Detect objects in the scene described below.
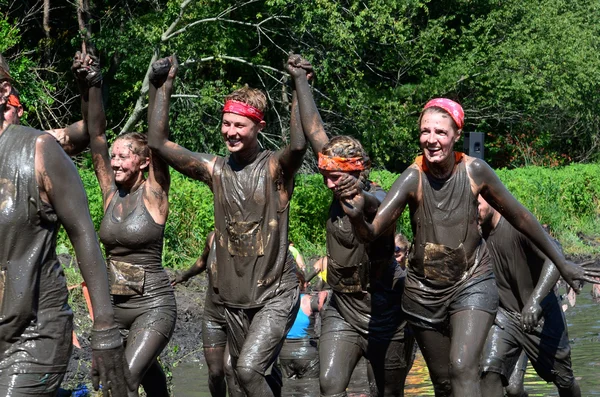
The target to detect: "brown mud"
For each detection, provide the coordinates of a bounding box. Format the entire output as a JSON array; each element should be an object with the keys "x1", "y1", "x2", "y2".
[{"x1": 62, "y1": 264, "x2": 207, "y2": 395}]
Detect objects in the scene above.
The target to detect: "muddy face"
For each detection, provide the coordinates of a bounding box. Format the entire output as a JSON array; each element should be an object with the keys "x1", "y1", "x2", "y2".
[
  {"x1": 110, "y1": 139, "x2": 149, "y2": 186},
  {"x1": 419, "y1": 111, "x2": 460, "y2": 166},
  {"x1": 221, "y1": 113, "x2": 263, "y2": 155}
]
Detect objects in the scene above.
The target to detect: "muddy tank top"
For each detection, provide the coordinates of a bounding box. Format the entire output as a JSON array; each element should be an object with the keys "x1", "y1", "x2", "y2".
[
  {"x1": 326, "y1": 182, "x2": 405, "y2": 338},
  {"x1": 98, "y1": 184, "x2": 165, "y2": 273},
  {"x1": 0, "y1": 125, "x2": 71, "y2": 372},
  {"x1": 212, "y1": 151, "x2": 297, "y2": 308},
  {"x1": 405, "y1": 154, "x2": 490, "y2": 304},
  {"x1": 206, "y1": 232, "x2": 223, "y2": 306}
]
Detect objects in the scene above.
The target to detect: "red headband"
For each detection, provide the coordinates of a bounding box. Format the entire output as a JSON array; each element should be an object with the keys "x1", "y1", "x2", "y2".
[
  {"x1": 7, "y1": 94, "x2": 20, "y2": 108},
  {"x1": 222, "y1": 100, "x2": 264, "y2": 123},
  {"x1": 423, "y1": 98, "x2": 464, "y2": 129},
  {"x1": 318, "y1": 152, "x2": 366, "y2": 172}
]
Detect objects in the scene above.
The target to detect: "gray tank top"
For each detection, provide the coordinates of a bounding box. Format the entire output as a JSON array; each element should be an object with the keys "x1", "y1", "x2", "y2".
[
  {"x1": 0, "y1": 125, "x2": 71, "y2": 371},
  {"x1": 98, "y1": 184, "x2": 165, "y2": 272}
]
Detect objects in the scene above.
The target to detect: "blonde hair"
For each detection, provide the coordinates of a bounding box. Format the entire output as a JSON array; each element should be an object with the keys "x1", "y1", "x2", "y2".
[
  {"x1": 321, "y1": 135, "x2": 371, "y2": 181},
  {"x1": 225, "y1": 85, "x2": 267, "y2": 113}
]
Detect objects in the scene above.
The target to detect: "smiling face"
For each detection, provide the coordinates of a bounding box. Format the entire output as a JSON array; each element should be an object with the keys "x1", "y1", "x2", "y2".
[
  {"x1": 221, "y1": 112, "x2": 264, "y2": 155},
  {"x1": 110, "y1": 138, "x2": 149, "y2": 186},
  {"x1": 419, "y1": 109, "x2": 461, "y2": 165}
]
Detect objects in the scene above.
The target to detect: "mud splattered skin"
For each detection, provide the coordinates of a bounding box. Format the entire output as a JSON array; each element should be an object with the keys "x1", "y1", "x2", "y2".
[{"x1": 0, "y1": 125, "x2": 73, "y2": 393}]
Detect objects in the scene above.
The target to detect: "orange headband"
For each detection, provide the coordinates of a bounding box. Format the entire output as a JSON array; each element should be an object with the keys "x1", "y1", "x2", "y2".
[
  {"x1": 318, "y1": 152, "x2": 366, "y2": 172},
  {"x1": 222, "y1": 100, "x2": 264, "y2": 123},
  {"x1": 7, "y1": 94, "x2": 20, "y2": 108}
]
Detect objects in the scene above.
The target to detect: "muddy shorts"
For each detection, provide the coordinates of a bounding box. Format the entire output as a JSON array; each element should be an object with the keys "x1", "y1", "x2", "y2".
[
  {"x1": 0, "y1": 372, "x2": 65, "y2": 396},
  {"x1": 320, "y1": 303, "x2": 415, "y2": 371},
  {"x1": 113, "y1": 270, "x2": 177, "y2": 341},
  {"x1": 482, "y1": 296, "x2": 575, "y2": 389},
  {"x1": 225, "y1": 285, "x2": 300, "y2": 375},
  {"x1": 402, "y1": 270, "x2": 498, "y2": 335},
  {"x1": 202, "y1": 288, "x2": 227, "y2": 348},
  {"x1": 279, "y1": 338, "x2": 319, "y2": 379}
]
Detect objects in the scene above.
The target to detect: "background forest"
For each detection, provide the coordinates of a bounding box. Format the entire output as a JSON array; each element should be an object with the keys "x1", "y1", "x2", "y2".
[{"x1": 3, "y1": 0, "x2": 600, "y2": 171}]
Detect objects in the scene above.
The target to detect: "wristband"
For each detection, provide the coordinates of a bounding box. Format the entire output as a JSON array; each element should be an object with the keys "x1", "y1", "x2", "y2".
[{"x1": 90, "y1": 325, "x2": 122, "y2": 350}]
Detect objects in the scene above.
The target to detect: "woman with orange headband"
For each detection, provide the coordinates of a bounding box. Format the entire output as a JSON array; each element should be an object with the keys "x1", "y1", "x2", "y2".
[
  {"x1": 340, "y1": 98, "x2": 600, "y2": 396},
  {"x1": 295, "y1": 58, "x2": 415, "y2": 397}
]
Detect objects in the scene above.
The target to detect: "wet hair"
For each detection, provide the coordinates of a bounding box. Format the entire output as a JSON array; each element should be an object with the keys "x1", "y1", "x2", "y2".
[
  {"x1": 114, "y1": 132, "x2": 150, "y2": 162},
  {"x1": 321, "y1": 135, "x2": 371, "y2": 181},
  {"x1": 225, "y1": 85, "x2": 267, "y2": 113},
  {"x1": 418, "y1": 106, "x2": 459, "y2": 132}
]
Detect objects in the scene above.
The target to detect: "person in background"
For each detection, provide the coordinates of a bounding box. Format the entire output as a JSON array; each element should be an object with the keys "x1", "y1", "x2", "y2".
[
  {"x1": 289, "y1": 242, "x2": 306, "y2": 272},
  {"x1": 279, "y1": 271, "x2": 328, "y2": 380}
]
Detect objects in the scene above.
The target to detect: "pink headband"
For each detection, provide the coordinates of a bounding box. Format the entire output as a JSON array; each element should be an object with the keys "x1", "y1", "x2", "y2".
[
  {"x1": 222, "y1": 100, "x2": 264, "y2": 123},
  {"x1": 423, "y1": 98, "x2": 464, "y2": 129}
]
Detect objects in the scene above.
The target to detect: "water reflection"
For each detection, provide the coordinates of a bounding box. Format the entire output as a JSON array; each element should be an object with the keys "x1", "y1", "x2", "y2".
[{"x1": 173, "y1": 285, "x2": 600, "y2": 396}]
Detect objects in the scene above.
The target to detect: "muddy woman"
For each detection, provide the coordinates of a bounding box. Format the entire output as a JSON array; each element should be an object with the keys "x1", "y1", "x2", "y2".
[
  {"x1": 292, "y1": 56, "x2": 415, "y2": 397},
  {"x1": 84, "y1": 53, "x2": 177, "y2": 396},
  {"x1": 340, "y1": 98, "x2": 600, "y2": 396},
  {"x1": 478, "y1": 196, "x2": 582, "y2": 397},
  {"x1": 148, "y1": 55, "x2": 307, "y2": 397},
  {"x1": 0, "y1": 55, "x2": 130, "y2": 396}
]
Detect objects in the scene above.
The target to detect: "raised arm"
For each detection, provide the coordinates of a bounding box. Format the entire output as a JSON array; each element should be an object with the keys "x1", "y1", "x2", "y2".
[
  {"x1": 47, "y1": 52, "x2": 98, "y2": 156},
  {"x1": 146, "y1": 57, "x2": 216, "y2": 188},
  {"x1": 288, "y1": 55, "x2": 328, "y2": 157},
  {"x1": 343, "y1": 166, "x2": 420, "y2": 242},
  {"x1": 141, "y1": 56, "x2": 175, "y2": 224},
  {"x1": 171, "y1": 231, "x2": 214, "y2": 286},
  {"x1": 80, "y1": 54, "x2": 116, "y2": 208},
  {"x1": 275, "y1": 54, "x2": 309, "y2": 181},
  {"x1": 35, "y1": 134, "x2": 130, "y2": 395},
  {"x1": 470, "y1": 158, "x2": 600, "y2": 289}
]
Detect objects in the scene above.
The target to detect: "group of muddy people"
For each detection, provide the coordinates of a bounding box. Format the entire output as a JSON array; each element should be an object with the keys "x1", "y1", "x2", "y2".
[{"x1": 0, "y1": 49, "x2": 599, "y2": 397}]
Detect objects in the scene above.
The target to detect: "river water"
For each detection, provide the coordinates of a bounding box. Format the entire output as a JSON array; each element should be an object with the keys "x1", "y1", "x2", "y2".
[{"x1": 173, "y1": 284, "x2": 600, "y2": 396}]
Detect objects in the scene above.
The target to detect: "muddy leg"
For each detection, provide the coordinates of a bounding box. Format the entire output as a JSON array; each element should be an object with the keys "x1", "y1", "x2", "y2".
[
  {"x1": 224, "y1": 343, "x2": 246, "y2": 397},
  {"x1": 505, "y1": 351, "x2": 528, "y2": 397},
  {"x1": 319, "y1": 335, "x2": 362, "y2": 396},
  {"x1": 204, "y1": 346, "x2": 226, "y2": 397},
  {"x1": 480, "y1": 371, "x2": 504, "y2": 397},
  {"x1": 413, "y1": 328, "x2": 452, "y2": 397},
  {"x1": 448, "y1": 309, "x2": 494, "y2": 397},
  {"x1": 126, "y1": 328, "x2": 170, "y2": 397}
]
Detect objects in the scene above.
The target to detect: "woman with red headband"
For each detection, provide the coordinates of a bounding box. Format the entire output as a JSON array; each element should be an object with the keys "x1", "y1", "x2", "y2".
[
  {"x1": 340, "y1": 98, "x2": 600, "y2": 396},
  {"x1": 148, "y1": 54, "x2": 308, "y2": 397},
  {"x1": 295, "y1": 59, "x2": 415, "y2": 397}
]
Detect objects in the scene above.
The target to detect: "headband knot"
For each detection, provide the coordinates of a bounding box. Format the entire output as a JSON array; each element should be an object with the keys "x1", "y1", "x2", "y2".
[
  {"x1": 423, "y1": 98, "x2": 464, "y2": 129},
  {"x1": 7, "y1": 94, "x2": 20, "y2": 108},
  {"x1": 222, "y1": 100, "x2": 264, "y2": 123}
]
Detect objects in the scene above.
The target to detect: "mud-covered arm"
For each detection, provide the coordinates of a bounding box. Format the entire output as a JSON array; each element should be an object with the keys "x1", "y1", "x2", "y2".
[
  {"x1": 291, "y1": 56, "x2": 327, "y2": 157},
  {"x1": 471, "y1": 158, "x2": 600, "y2": 289},
  {"x1": 344, "y1": 166, "x2": 420, "y2": 242},
  {"x1": 87, "y1": 78, "x2": 115, "y2": 207},
  {"x1": 35, "y1": 134, "x2": 115, "y2": 329},
  {"x1": 172, "y1": 232, "x2": 213, "y2": 286},
  {"x1": 276, "y1": 73, "x2": 307, "y2": 181},
  {"x1": 521, "y1": 254, "x2": 560, "y2": 331}
]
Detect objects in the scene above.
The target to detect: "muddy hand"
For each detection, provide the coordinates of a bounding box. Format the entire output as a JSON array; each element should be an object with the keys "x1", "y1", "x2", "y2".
[
  {"x1": 290, "y1": 54, "x2": 314, "y2": 81},
  {"x1": 336, "y1": 174, "x2": 361, "y2": 199},
  {"x1": 560, "y1": 259, "x2": 600, "y2": 292},
  {"x1": 521, "y1": 300, "x2": 542, "y2": 333},
  {"x1": 171, "y1": 272, "x2": 185, "y2": 287},
  {"x1": 91, "y1": 326, "x2": 132, "y2": 397},
  {"x1": 340, "y1": 192, "x2": 365, "y2": 219},
  {"x1": 149, "y1": 55, "x2": 173, "y2": 86}
]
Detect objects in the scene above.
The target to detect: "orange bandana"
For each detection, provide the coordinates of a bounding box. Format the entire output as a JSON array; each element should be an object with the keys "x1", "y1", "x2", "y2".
[
  {"x1": 318, "y1": 152, "x2": 366, "y2": 172},
  {"x1": 7, "y1": 94, "x2": 20, "y2": 108},
  {"x1": 415, "y1": 152, "x2": 464, "y2": 173}
]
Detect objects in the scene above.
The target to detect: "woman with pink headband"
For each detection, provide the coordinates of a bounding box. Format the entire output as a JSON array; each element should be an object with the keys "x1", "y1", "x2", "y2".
[{"x1": 340, "y1": 98, "x2": 600, "y2": 396}]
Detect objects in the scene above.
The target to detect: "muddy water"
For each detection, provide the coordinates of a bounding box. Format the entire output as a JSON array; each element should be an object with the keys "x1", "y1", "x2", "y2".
[{"x1": 173, "y1": 285, "x2": 600, "y2": 396}]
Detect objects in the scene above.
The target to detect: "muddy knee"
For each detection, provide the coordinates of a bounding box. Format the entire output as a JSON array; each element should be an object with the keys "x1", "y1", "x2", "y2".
[
  {"x1": 235, "y1": 365, "x2": 263, "y2": 386},
  {"x1": 320, "y1": 372, "x2": 349, "y2": 395},
  {"x1": 448, "y1": 357, "x2": 479, "y2": 382}
]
